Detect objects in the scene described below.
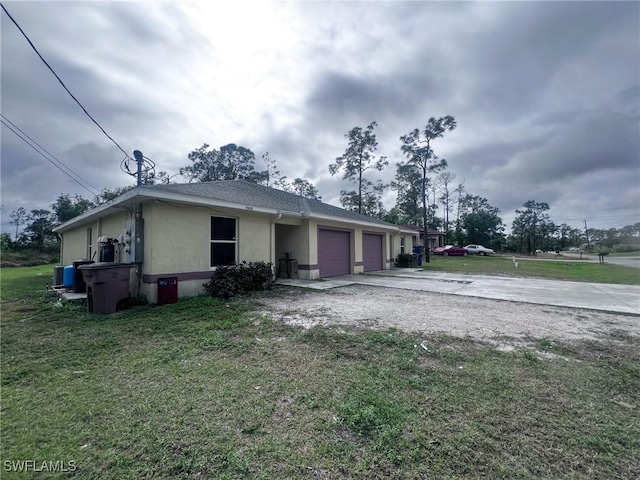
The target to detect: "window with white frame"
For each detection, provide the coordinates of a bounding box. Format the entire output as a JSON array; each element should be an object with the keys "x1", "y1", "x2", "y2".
[
  {"x1": 210, "y1": 216, "x2": 237, "y2": 267},
  {"x1": 400, "y1": 236, "x2": 406, "y2": 254}
]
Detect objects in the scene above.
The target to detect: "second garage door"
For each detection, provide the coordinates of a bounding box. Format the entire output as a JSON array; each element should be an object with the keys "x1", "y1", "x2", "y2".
[
  {"x1": 318, "y1": 229, "x2": 351, "y2": 277},
  {"x1": 363, "y1": 233, "x2": 383, "y2": 272}
]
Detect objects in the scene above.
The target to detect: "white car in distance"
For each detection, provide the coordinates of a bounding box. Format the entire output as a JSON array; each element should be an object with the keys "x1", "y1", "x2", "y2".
[{"x1": 465, "y1": 244, "x2": 495, "y2": 256}]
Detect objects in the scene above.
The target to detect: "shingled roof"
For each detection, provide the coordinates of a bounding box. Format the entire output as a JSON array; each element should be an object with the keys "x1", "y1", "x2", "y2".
[
  {"x1": 54, "y1": 180, "x2": 408, "y2": 232},
  {"x1": 152, "y1": 180, "x2": 393, "y2": 226}
]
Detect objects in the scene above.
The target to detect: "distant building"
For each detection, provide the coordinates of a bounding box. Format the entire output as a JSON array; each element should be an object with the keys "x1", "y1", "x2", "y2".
[{"x1": 401, "y1": 225, "x2": 445, "y2": 251}]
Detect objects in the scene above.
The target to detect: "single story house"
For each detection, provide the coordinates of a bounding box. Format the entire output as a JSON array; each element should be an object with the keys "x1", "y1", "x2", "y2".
[
  {"x1": 400, "y1": 225, "x2": 446, "y2": 251},
  {"x1": 53, "y1": 180, "x2": 416, "y2": 303}
]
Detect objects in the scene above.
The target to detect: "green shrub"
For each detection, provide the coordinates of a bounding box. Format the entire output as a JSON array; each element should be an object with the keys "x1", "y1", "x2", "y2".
[
  {"x1": 203, "y1": 261, "x2": 275, "y2": 299},
  {"x1": 395, "y1": 253, "x2": 416, "y2": 268}
]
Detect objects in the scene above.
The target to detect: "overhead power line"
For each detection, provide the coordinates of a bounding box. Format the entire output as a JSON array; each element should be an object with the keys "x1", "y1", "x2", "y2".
[
  {"x1": 1, "y1": 113, "x2": 100, "y2": 193},
  {"x1": 1, "y1": 2, "x2": 132, "y2": 161},
  {"x1": 554, "y1": 214, "x2": 639, "y2": 222},
  {"x1": 1, "y1": 117, "x2": 100, "y2": 196}
]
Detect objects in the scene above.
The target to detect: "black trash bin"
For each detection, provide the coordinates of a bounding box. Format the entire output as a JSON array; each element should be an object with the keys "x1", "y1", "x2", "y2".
[{"x1": 73, "y1": 260, "x2": 94, "y2": 293}]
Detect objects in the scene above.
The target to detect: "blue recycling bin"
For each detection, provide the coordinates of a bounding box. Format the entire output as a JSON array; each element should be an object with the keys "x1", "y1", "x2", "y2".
[{"x1": 413, "y1": 246, "x2": 423, "y2": 266}]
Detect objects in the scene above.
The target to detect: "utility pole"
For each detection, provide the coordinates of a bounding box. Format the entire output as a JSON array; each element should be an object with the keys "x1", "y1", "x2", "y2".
[
  {"x1": 532, "y1": 212, "x2": 537, "y2": 255},
  {"x1": 584, "y1": 219, "x2": 591, "y2": 252}
]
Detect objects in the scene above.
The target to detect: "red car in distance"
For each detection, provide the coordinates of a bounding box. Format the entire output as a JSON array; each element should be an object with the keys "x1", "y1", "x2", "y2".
[{"x1": 433, "y1": 245, "x2": 468, "y2": 256}]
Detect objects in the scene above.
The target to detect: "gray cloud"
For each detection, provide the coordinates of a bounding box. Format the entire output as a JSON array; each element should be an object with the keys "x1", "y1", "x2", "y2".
[{"x1": 1, "y1": 1, "x2": 638, "y2": 235}]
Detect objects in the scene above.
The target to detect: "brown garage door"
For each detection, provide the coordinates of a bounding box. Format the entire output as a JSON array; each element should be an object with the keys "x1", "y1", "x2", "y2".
[
  {"x1": 318, "y1": 229, "x2": 351, "y2": 277},
  {"x1": 363, "y1": 233, "x2": 383, "y2": 272}
]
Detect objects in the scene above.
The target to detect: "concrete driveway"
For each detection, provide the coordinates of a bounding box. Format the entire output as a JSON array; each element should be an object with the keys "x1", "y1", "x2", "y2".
[{"x1": 278, "y1": 269, "x2": 640, "y2": 315}]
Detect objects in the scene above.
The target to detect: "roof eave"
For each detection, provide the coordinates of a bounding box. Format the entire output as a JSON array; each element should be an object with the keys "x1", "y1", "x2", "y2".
[
  {"x1": 306, "y1": 211, "x2": 414, "y2": 233},
  {"x1": 53, "y1": 187, "x2": 294, "y2": 232},
  {"x1": 53, "y1": 187, "x2": 142, "y2": 232},
  {"x1": 53, "y1": 185, "x2": 416, "y2": 235},
  {"x1": 140, "y1": 188, "x2": 288, "y2": 216}
]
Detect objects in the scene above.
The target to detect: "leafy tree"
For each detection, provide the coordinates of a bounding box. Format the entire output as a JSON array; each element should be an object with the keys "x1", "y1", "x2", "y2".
[
  {"x1": 142, "y1": 170, "x2": 173, "y2": 185},
  {"x1": 437, "y1": 171, "x2": 456, "y2": 243},
  {"x1": 262, "y1": 152, "x2": 287, "y2": 188},
  {"x1": 400, "y1": 116, "x2": 456, "y2": 261},
  {"x1": 244, "y1": 170, "x2": 270, "y2": 185},
  {"x1": 451, "y1": 181, "x2": 466, "y2": 245},
  {"x1": 382, "y1": 207, "x2": 402, "y2": 225},
  {"x1": 330, "y1": 122, "x2": 388, "y2": 214},
  {"x1": 339, "y1": 180, "x2": 386, "y2": 218},
  {"x1": 51, "y1": 194, "x2": 94, "y2": 224},
  {"x1": 288, "y1": 178, "x2": 321, "y2": 200},
  {"x1": 259, "y1": 152, "x2": 320, "y2": 199},
  {"x1": 9, "y1": 207, "x2": 27, "y2": 241},
  {"x1": 180, "y1": 143, "x2": 266, "y2": 183},
  {"x1": 427, "y1": 181, "x2": 444, "y2": 230},
  {"x1": 458, "y1": 194, "x2": 505, "y2": 250},
  {"x1": 94, "y1": 186, "x2": 135, "y2": 205},
  {"x1": 23, "y1": 209, "x2": 56, "y2": 249},
  {"x1": 391, "y1": 163, "x2": 423, "y2": 225},
  {"x1": 0, "y1": 232, "x2": 10, "y2": 252},
  {"x1": 511, "y1": 200, "x2": 550, "y2": 255},
  {"x1": 556, "y1": 223, "x2": 572, "y2": 250},
  {"x1": 538, "y1": 220, "x2": 558, "y2": 252},
  {"x1": 620, "y1": 224, "x2": 637, "y2": 238}
]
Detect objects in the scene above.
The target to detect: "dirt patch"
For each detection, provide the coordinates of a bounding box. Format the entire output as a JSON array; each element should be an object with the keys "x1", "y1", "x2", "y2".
[{"x1": 259, "y1": 284, "x2": 639, "y2": 343}]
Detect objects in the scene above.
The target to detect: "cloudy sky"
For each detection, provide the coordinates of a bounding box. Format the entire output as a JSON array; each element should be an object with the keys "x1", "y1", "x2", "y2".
[{"x1": 1, "y1": 0, "x2": 639, "y2": 236}]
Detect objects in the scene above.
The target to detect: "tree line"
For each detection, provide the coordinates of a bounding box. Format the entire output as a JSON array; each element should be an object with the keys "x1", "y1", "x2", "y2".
[{"x1": 4, "y1": 115, "x2": 639, "y2": 257}]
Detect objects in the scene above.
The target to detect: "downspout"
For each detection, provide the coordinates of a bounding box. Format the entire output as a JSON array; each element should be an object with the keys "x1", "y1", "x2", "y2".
[
  {"x1": 59, "y1": 234, "x2": 64, "y2": 266},
  {"x1": 135, "y1": 202, "x2": 143, "y2": 297}
]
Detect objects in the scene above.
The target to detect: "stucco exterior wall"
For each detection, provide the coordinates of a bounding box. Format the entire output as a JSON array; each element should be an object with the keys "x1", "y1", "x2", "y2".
[
  {"x1": 60, "y1": 225, "x2": 93, "y2": 265},
  {"x1": 139, "y1": 201, "x2": 274, "y2": 303},
  {"x1": 275, "y1": 223, "x2": 308, "y2": 264},
  {"x1": 387, "y1": 233, "x2": 417, "y2": 267},
  {"x1": 59, "y1": 199, "x2": 412, "y2": 302},
  {"x1": 97, "y1": 211, "x2": 129, "y2": 262},
  {"x1": 142, "y1": 201, "x2": 273, "y2": 274},
  {"x1": 60, "y1": 211, "x2": 131, "y2": 265},
  {"x1": 390, "y1": 234, "x2": 402, "y2": 259},
  {"x1": 353, "y1": 229, "x2": 363, "y2": 274},
  {"x1": 142, "y1": 201, "x2": 208, "y2": 275},
  {"x1": 238, "y1": 215, "x2": 272, "y2": 262}
]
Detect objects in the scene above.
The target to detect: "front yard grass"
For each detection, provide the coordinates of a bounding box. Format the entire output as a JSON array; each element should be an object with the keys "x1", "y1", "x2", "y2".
[
  {"x1": 422, "y1": 254, "x2": 640, "y2": 285},
  {"x1": 1, "y1": 265, "x2": 639, "y2": 479}
]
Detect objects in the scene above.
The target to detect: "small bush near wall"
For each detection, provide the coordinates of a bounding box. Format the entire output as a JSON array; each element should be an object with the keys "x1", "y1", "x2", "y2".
[
  {"x1": 204, "y1": 261, "x2": 275, "y2": 299},
  {"x1": 395, "y1": 253, "x2": 417, "y2": 268}
]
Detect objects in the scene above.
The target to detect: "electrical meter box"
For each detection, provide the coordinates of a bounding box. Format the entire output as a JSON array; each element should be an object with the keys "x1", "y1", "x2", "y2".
[{"x1": 124, "y1": 218, "x2": 144, "y2": 263}]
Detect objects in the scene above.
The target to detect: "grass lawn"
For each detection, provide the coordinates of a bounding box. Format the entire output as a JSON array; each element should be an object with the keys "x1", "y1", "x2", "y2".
[
  {"x1": 1, "y1": 265, "x2": 639, "y2": 479},
  {"x1": 422, "y1": 255, "x2": 640, "y2": 285}
]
